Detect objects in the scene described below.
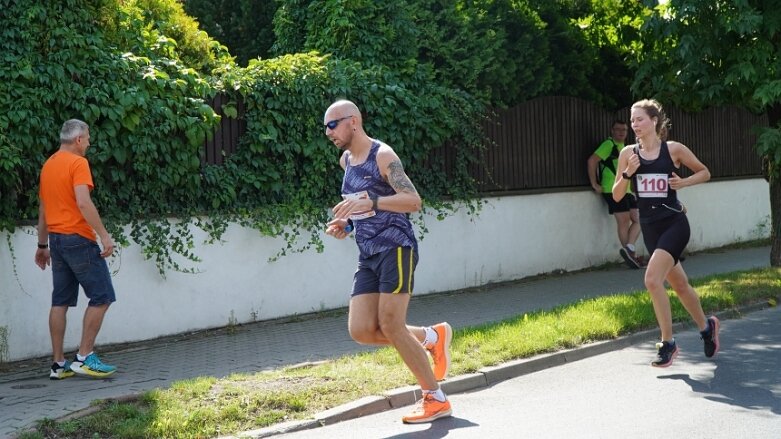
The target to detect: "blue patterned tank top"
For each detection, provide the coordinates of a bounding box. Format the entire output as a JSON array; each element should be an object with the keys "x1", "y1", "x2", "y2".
[{"x1": 342, "y1": 140, "x2": 418, "y2": 258}]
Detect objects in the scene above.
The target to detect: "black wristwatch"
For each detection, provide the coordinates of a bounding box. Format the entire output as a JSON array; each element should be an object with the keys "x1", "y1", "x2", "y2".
[
  {"x1": 622, "y1": 171, "x2": 634, "y2": 180},
  {"x1": 369, "y1": 194, "x2": 378, "y2": 211},
  {"x1": 37, "y1": 243, "x2": 48, "y2": 249}
]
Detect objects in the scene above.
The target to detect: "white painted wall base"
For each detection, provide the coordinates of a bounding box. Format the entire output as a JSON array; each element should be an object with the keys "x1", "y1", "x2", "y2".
[{"x1": 0, "y1": 178, "x2": 770, "y2": 361}]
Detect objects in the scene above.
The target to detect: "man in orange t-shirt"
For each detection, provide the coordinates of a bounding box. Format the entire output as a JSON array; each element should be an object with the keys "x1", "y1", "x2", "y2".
[{"x1": 35, "y1": 119, "x2": 118, "y2": 380}]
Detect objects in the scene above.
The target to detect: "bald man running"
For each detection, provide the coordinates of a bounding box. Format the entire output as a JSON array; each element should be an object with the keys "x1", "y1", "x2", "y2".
[{"x1": 324, "y1": 100, "x2": 452, "y2": 424}]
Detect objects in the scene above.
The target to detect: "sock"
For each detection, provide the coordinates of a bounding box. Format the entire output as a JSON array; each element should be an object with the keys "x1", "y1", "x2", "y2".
[
  {"x1": 700, "y1": 323, "x2": 712, "y2": 336},
  {"x1": 423, "y1": 387, "x2": 446, "y2": 402},
  {"x1": 56, "y1": 360, "x2": 66, "y2": 367},
  {"x1": 626, "y1": 243, "x2": 635, "y2": 252},
  {"x1": 76, "y1": 352, "x2": 92, "y2": 362},
  {"x1": 421, "y1": 326, "x2": 438, "y2": 348}
]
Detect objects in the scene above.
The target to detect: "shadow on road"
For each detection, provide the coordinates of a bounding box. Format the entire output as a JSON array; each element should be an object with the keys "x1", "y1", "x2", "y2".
[
  {"x1": 658, "y1": 319, "x2": 781, "y2": 415},
  {"x1": 381, "y1": 416, "x2": 480, "y2": 439}
]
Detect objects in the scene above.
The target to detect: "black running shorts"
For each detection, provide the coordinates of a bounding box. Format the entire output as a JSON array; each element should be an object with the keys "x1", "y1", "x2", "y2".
[
  {"x1": 351, "y1": 247, "x2": 418, "y2": 296},
  {"x1": 641, "y1": 213, "x2": 690, "y2": 264}
]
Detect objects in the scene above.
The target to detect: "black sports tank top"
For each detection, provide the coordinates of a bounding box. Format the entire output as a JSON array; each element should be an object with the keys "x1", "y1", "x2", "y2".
[{"x1": 631, "y1": 141, "x2": 684, "y2": 224}]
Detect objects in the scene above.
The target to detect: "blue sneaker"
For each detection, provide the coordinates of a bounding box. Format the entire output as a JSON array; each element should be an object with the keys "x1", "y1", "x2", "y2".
[
  {"x1": 70, "y1": 353, "x2": 117, "y2": 378},
  {"x1": 50, "y1": 361, "x2": 75, "y2": 380}
]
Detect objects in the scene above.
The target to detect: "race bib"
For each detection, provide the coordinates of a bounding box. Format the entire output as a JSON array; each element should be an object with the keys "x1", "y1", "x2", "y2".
[
  {"x1": 635, "y1": 173, "x2": 668, "y2": 198},
  {"x1": 342, "y1": 191, "x2": 377, "y2": 220}
]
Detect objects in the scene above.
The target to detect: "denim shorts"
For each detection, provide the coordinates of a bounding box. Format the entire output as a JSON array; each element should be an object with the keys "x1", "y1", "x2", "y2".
[
  {"x1": 351, "y1": 247, "x2": 418, "y2": 296},
  {"x1": 49, "y1": 233, "x2": 116, "y2": 307}
]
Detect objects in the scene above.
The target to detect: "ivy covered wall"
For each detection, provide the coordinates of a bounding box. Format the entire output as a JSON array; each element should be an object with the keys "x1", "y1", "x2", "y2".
[{"x1": 1, "y1": 0, "x2": 485, "y2": 274}]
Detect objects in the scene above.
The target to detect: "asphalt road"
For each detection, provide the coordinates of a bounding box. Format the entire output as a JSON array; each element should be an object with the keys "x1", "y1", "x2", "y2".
[{"x1": 277, "y1": 305, "x2": 781, "y2": 439}]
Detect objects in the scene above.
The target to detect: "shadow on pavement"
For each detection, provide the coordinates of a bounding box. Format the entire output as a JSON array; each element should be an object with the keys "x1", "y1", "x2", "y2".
[
  {"x1": 658, "y1": 318, "x2": 781, "y2": 415},
  {"x1": 380, "y1": 417, "x2": 480, "y2": 439}
]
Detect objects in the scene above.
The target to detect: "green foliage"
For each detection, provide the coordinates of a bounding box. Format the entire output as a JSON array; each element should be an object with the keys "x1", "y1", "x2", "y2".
[
  {"x1": 530, "y1": 1, "x2": 602, "y2": 104},
  {"x1": 416, "y1": 0, "x2": 552, "y2": 107},
  {"x1": 633, "y1": 0, "x2": 781, "y2": 265},
  {"x1": 102, "y1": 0, "x2": 234, "y2": 74},
  {"x1": 182, "y1": 0, "x2": 277, "y2": 66},
  {"x1": 633, "y1": 0, "x2": 780, "y2": 113},
  {"x1": 757, "y1": 125, "x2": 781, "y2": 180},
  {"x1": 207, "y1": 52, "x2": 487, "y2": 258},
  {"x1": 273, "y1": 0, "x2": 553, "y2": 106},
  {"x1": 1, "y1": 1, "x2": 486, "y2": 274},
  {"x1": 0, "y1": 0, "x2": 221, "y2": 274},
  {"x1": 0, "y1": 132, "x2": 23, "y2": 231},
  {"x1": 0, "y1": 0, "x2": 658, "y2": 275},
  {"x1": 273, "y1": 0, "x2": 420, "y2": 70},
  {"x1": 557, "y1": 0, "x2": 649, "y2": 109},
  {"x1": 272, "y1": 0, "x2": 643, "y2": 108}
]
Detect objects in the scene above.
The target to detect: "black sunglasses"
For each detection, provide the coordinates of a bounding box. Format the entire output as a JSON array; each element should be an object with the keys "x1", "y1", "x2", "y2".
[{"x1": 324, "y1": 115, "x2": 352, "y2": 130}]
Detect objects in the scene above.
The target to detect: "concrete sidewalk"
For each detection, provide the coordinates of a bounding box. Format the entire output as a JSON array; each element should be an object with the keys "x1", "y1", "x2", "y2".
[{"x1": 0, "y1": 245, "x2": 771, "y2": 437}]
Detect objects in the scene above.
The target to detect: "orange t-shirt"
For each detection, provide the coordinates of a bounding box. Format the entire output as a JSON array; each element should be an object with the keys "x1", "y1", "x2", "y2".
[{"x1": 39, "y1": 150, "x2": 97, "y2": 241}]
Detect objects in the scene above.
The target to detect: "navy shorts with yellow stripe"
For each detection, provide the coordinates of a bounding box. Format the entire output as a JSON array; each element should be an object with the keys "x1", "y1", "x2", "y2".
[{"x1": 352, "y1": 247, "x2": 418, "y2": 296}]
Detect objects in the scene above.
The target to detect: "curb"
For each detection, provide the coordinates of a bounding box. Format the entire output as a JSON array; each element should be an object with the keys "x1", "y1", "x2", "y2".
[{"x1": 221, "y1": 302, "x2": 773, "y2": 438}]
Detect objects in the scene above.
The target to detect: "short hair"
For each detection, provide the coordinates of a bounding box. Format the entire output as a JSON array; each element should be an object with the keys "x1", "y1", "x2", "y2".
[{"x1": 60, "y1": 119, "x2": 89, "y2": 144}]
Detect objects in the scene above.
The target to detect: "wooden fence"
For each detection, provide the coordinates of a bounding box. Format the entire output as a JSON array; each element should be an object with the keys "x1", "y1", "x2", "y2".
[
  {"x1": 471, "y1": 96, "x2": 766, "y2": 192},
  {"x1": 203, "y1": 94, "x2": 246, "y2": 165},
  {"x1": 204, "y1": 95, "x2": 767, "y2": 192}
]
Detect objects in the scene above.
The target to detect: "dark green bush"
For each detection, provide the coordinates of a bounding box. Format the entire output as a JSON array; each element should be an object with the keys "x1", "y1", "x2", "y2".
[
  {"x1": 204, "y1": 52, "x2": 487, "y2": 257},
  {"x1": 181, "y1": 0, "x2": 646, "y2": 110},
  {"x1": 182, "y1": 0, "x2": 277, "y2": 66},
  {"x1": 273, "y1": 0, "x2": 420, "y2": 70},
  {"x1": 551, "y1": 0, "x2": 647, "y2": 109},
  {"x1": 1, "y1": 0, "x2": 486, "y2": 274},
  {"x1": 273, "y1": 0, "x2": 555, "y2": 107},
  {"x1": 414, "y1": 0, "x2": 553, "y2": 107}
]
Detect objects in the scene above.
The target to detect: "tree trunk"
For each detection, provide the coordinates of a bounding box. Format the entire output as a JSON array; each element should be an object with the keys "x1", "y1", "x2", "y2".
[
  {"x1": 772, "y1": 178, "x2": 781, "y2": 266},
  {"x1": 767, "y1": 104, "x2": 781, "y2": 266}
]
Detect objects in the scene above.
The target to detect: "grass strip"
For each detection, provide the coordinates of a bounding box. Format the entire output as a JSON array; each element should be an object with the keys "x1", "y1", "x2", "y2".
[{"x1": 20, "y1": 267, "x2": 780, "y2": 439}]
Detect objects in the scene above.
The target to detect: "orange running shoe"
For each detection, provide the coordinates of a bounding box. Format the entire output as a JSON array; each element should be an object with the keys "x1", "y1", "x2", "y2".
[
  {"x1": 402, "y1": 393, "x2": 452, "y2": 424},
  {"x1": 427, "y1": 322, "x2": 452, "y2": 381}
]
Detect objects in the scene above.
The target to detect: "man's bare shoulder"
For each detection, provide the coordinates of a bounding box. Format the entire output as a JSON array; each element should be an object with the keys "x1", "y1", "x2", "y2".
[
  {"x1": 375, "y1": 141, "x2": 402, "y2": 164},
  {"x1": 375, "y1": 141, "x2": 397, "y2": 155}
]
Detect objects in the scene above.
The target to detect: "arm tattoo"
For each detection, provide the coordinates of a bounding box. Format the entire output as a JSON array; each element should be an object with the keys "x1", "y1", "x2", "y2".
[{"x1": 387, "y1": 159, "x2": 418, "y2": 194}]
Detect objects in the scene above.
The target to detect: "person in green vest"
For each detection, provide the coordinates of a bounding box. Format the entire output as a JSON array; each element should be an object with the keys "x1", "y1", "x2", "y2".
[{"x1": 587, "y1": 120, "x2": 644, "y2": 268}]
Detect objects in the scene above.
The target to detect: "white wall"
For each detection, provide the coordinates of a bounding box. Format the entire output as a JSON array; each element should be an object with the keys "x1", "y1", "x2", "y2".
[{"x1": 0, "y1": 178, "x2": 770, "y2": 361}]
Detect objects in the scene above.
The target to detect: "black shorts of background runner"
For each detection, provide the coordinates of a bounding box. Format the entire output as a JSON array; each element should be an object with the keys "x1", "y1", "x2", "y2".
[{"x1": 602, "y1": 193, "x2": 637, "y2": 214}]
